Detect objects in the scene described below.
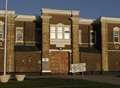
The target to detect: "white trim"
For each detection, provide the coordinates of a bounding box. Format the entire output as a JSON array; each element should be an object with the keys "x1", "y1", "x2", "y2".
[
  {"x1": 107, "y1": 42, "x2": 120, "y2": 44},
  {"x1": 101, "y1": 17, "x2": 120, "y2": 22},
  {"x1": 42, "y1": 70, "x2": 51, "y2": 72},
  {"x1": 89, "y1": 29, "x2": 96, "y2": 46},
  {"x1": 113, "y1": 26, "x2": 120, "y2": 43},
  {"x1": 108, "y1": 50, "x2": 120, "y2": 52},
  {"x1": 0, "y1": 21, "x2": 4, "y2": 25},
  {"x1": 49, "y1": 49, "x2": 72, "y2": 53},
  {"x1": 42, "y1": 8, "x2": 79, "y2": 16},
  {"x1": 79, "y1": 18, "x2": 94, "y2": 24},
  {"x1": 104, "y1": 42, "x2": 120, "y2": 45},
  {"x1": 0, "y1": 21, "x2": 4, "y2": 41},
  {"x1": 41, "y1": 15, "x2": 52, "y2": 19},
  {"x1": 79, "y1": 30, "x2": 82, "y2": 44},
  {"x1": 50, "y1": 23, "x2": 71, "y2": 47},
  {"x1": 15, "y1": 15, "x2": 36, "y2": 21},
  {"x1": 50, "y1": 24, "x2": 71, "y2": 40},
  {"x1": 42, "y1": 58, "x2": 49, "y2": 62},
  {"x1": 0, "y1": 10, "x2": 15, "y2": 15}
]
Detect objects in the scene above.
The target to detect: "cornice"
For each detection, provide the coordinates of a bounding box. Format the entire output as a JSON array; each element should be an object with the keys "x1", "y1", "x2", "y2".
[
  {"x1": 42, "y1": 8, "x2": 80, "y2": 16},
  {"x1": 0, "y1": 10, "x2": 15, "y2": 15},
  {"x1": 79, "y1": 18, "x2": 94, "y2": 25},
  {"x1": 15, "y1": 15, "x2": 36, "y2": 21},
  {"x1": 101, "y1": 17, "x2": 120, "y2": 23}
]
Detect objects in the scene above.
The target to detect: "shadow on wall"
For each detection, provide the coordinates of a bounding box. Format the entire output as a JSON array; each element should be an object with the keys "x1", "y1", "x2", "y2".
[
  {"x1": 35, "y1": 16, "x2": 42, "y2": 50},
  {"x1": 92, "y1": 21, "x2": 102, "y2": 51}
]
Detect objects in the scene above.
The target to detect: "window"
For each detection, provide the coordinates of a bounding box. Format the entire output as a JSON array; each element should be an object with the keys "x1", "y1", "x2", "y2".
[
  {"x1": 50, "y1": 26, "x2": 56, "y2": 39},
  {"x1": 50, "y1": 24, "x2": 70, "y2": 40},
  {"x1": 0, "y1": 21, "x2": 4, "y2": 41},
  {"x1": 57, "y1": 26, "x2": 63, "y2": 39},
  {"x1": 113, "y1": 27, "x2": 120, "y2": 43},
  {"x1": 79, "y1": 30, "x2": 82, "y2": 44},
  {"x1": 16, "y1": 27, "x2": 24, "y2": 43},
  {"x1": 90, "y1": 29, "x2": 96, "y2": 46},
  {"x1": 64, "y1": 26, "x2": 70, "y2": 39}
]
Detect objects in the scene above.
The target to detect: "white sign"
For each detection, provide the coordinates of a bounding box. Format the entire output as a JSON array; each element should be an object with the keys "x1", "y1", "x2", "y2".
[
  {"x1": 42, "y1": 58, "x2": 49, "y2": 62},
  {"x1": 71, "y1": 63, "x2": 86, "y2": 73}
]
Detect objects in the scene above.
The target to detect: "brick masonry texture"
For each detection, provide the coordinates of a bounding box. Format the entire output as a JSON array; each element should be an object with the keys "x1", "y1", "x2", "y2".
[{"x1": 0, "y1": 8, "x2": 120, "y2": 75}]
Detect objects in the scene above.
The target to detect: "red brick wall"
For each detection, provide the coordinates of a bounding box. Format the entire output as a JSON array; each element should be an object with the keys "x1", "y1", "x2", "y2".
[
  {"x1": 108, "y1": 52, "x2": 120, "y2": 71},
  {"x1": 49, "y1": 52, "x2": 69, "y2": 74},
  {"x1": 50, "y1": 14, "x2": 71, "y2": 25},
  {"x1": 24, "y1": 22, "x2": 36, "y2": 43},
  {"x1": 50, "y1": 45, "x2": 71, "y2": 49},
  {"x1": 15, "y1": 51, "x2": 41, "y2": 73},
  {"x1": 80, "y1": 52, "x2": 101, "y2": 71}
]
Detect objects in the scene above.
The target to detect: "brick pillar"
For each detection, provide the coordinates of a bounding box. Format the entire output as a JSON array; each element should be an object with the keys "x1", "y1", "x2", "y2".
[
  {"x1": 101, "y1": 21, "x2": 109, "y2": 71},
  {"x1": 41, "y1": 15, "x2": 51, "y2": 72},
  {"x1": 71, "y1": 17, "x2": 80, "y2": 64},
  {"x1": 7, "y1": 15, "x2": 15, "y2": 72}
]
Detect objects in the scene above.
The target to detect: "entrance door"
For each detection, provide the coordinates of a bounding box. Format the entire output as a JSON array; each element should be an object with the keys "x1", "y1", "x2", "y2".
[{"x1": 50, "y1": 52, "x2": 69, "y2": 74}]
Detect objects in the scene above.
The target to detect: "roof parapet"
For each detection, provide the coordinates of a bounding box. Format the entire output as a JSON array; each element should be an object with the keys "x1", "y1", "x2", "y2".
[
  {"x1": 79, "y1": 18, "x2": 94, "y2": 25},
  {"x1": 101, "y1": 17, "x2": 120, "y2": 23},
  {"x1": 15, "y1": 15, "x2": 36, "y2": 21},
  {"x1": 42, "y1": 8, "x2": 80, "y2": 16},
  {"x1": 0, "y1": 10, "x2": 15, "y2": 15}
]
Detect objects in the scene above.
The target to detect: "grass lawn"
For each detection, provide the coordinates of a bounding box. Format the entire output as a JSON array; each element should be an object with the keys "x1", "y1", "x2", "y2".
[{"x1": 0, "y1": 77, "x2": 120, "y2": 88}]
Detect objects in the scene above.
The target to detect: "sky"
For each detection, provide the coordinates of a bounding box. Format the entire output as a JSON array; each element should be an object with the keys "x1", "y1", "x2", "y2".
[{"x1": 0, "y1": 0, "x2": 120, "y2": 19}]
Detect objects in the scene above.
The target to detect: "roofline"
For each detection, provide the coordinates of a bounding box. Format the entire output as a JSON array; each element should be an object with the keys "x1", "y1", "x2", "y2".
[
  {"x1": 0, "y1": 10, "x2": 15, "y2": 15},
  {"x1": 15, "y1": 15, "x2": 36, "y2": 21},
  {"x1": 101, "y1": 17, "x2": 120, "y2": 23},
  {"x1": 42, "y1": 8, "x2": 80, "y2": 16},
  {"x1": 79, "y1": 18, "x2": 94, "y2": 25}
]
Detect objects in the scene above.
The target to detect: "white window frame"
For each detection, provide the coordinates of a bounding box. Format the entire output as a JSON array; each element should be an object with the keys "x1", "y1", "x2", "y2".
[
  {"x1": 50, "y1": 24, "x2": 71, "y2": 40},
  {"x1": 57, "y1": 26, "x2": 63, "y2": 39},
  {"x1": 50, "y1": 26, "x2": 56, "y2": 39},
  {"x1": 90, "y1": 29, "x2": 96, "y2": 46},
  {"x1": 79, "y1": 29, "x2": 82, "y2": 44},
  {"x1": 0, "y1": 21, "x2": 4, "y2": 41},
  {"x1": 64, "y1": 26, "x2": 70, "y2": 40},
  {"x1": 16, "y1": 27, "x2": 24, "y2": 43},
  {"x1": 113, "y1": 27, "x2": 120, "y2": 44}
]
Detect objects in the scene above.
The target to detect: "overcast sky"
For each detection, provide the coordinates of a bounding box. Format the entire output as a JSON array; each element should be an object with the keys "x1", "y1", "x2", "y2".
[{"x1": 0, "y1": 0, "x2": 120, "y2": 19}]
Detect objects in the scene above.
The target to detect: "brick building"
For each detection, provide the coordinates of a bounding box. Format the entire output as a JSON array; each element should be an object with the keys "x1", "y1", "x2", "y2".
[{"x1": 0, "y1": 8, "x2": 120, "y2": 76}]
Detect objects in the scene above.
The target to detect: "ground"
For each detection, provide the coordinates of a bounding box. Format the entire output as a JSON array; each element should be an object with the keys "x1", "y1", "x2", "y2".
[{"x1": 0, "y1": 76, "x2": 120, "y2": 88}]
